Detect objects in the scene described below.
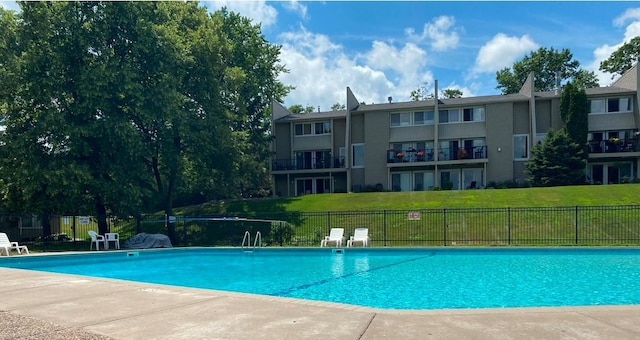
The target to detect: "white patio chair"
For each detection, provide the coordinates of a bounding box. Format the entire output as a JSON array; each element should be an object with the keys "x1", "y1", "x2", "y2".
[
  {"x1": 347, "y1": 228, "x2": 370, "y2": 247},
  {"x1": 320, "y1": 228, "x2": 344, "y2": 247},
  {"x1": 0, "y1": 232, "x2": 29, "y2": 256},
  {"x1": 105, "y1": 232, "x2": 120, "y2": 250},
  {"x1": 88, "y1": 230, "x2": 106, "y2": 251}
]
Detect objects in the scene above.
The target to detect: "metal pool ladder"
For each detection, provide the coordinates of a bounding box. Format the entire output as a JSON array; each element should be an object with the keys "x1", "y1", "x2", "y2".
[{"x1": 242, "y1": 231, "x2": 261, "y2": 252}]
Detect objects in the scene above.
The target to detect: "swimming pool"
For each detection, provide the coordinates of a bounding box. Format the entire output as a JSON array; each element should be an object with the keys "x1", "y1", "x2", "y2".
[{"x1": 1, "y1": 248, "x2": 639, "y2": 310}]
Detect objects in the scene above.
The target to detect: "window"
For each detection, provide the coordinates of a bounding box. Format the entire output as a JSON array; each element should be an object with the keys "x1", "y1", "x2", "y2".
[
  {"x1": 414, "y1": 111, "x2": 434, "y2": 125},
  {"x1": 535, "y1": 133, "x2": 547, "y2": 145},
  {"x1": 439, "y1": 170, "x2": 460, "y2": 190},
  {"x1": 463, "y1": 169, "x2": 483, "y2": 189},
  {"x1": 391, "y1": 173, "x2": 411, "y2": 192},
  {"x1": 314, "y1": 122, "x2": 331, "y2": 134},
  {"x1": 414, "y1": 171, "x2": 434, "y2": 191},
  {"x1": 607, "y1": 97, "x2": 632, "y2": 113},
  {"x1": 513, "y1": 134, "x2": 529, "y2": 160},
  {"x1": 438, "y1": 109, "x2": 460, "y2": 123},
  {"x1": 590, "y1": 97, "x2": 632, "y2": 114},
  {"x1": 589, "y1": 99, "x2": 605, "y2": 114},
  {"x1": 295, "y1": 121, "x2": 331, "y2": 136},
  {"x1": 352, "y1": 143, "x2": 365, "y2": 168},
  {"x1": 390, "y1": 113, "x2": 411, "y2": 127},
  {"x1": 463, "y1": 107, "x2": 485, "y2": 122}
]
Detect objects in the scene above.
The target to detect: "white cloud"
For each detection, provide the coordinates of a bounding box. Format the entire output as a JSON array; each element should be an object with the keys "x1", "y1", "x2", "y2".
[
  {"x1": 472, "y1": 34, "x2": 539, "y2": 74},
  {"x1": 585, "y1": 7, "x2": 640, "y2": 85},
  {"x1": 283, "y1": 0, "x2": 308, "y2": 20},
  {"x1": 365, "y1": 41, "x2": 428, "y2": 82},
  {"x1": 613, "y1": 8, "x2": 640, "y2": 27},
  {"x1": 203, "y1": 0, "x2": 278, "y2": 27},
  {"x1": 405, "y1": 16, "x2": 460, "y2": 51},
  {"x1": 276, "y1": 27, "x2": 434, "y2": 110}
]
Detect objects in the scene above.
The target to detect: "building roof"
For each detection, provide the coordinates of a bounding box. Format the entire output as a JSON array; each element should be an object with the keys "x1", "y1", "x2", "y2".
[
  {"x1": 274, "y1": 83, "x2": 636, "y2": 123},
  {"x1": 354, "y1": 93, "x2": 530, "y2": 113},
  {"x1": 275, "y1": 110, "x2": 347, "y2": 122}
]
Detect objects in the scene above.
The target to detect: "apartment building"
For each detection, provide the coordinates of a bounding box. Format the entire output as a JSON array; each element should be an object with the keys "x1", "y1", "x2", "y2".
[{"x1": 270, "y1": 65, "x2": 640, "y2": 197}]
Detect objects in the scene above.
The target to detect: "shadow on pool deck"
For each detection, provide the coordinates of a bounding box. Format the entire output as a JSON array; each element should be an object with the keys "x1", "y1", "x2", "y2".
[{"x1": 1, "y1": 267, "x2": 640, "y2": 339}]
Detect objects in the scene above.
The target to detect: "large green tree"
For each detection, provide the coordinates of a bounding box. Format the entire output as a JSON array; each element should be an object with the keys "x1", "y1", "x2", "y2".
[
  {"x1": 496, "y1": 47, "x2": 599, "y2": 94},
  {"x1": 600, "y1": 36, "x2": 640, "y2": 78},
  {"x1": 0, "y1": 3, "x2": 146, "y2": 235},
  {"x1": 0, "y1": 2, "x2": 289, "y2": 240}
]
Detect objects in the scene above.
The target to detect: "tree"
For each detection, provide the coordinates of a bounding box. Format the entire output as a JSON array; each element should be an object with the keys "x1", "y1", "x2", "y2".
[
  {"x1": 410, "y1": 82, "x2": 433, "y2": 101},
  {"x1": 288, "y1": 104, "x2": 314, "y2": 114},
  {"x1": 572, "y1": 69, "x2": 600, "y2": 90},
  {"x1": 496, "y1": 47, "x2": 598, "y2": 94},
  {"x1": 441, "y1": 88, "x2": 463, "y2": 98},
  {"x1": 526, "y1": 129, "x2": 586, "y2": 187},
  {"x1": 559, "y1": 82, "x2": 589, "y2": 148},
  {"x1": 0, "y1": 2, "x2": 290, "y2": 241},
  {"x1": 600, "y1": 36, "x2": 640, "y2": 78},
  {"x1": 330, "y1": 102, "x2": 346, "y2": 111},
  {"x1": 0, "y1": 2, "x2": 146, "y2": 236},
  {"x1": 410, "y1": 82, "x2": 463, "y2": 100}
]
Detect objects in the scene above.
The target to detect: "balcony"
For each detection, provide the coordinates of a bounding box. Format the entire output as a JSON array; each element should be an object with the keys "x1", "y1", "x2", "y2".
[
  {"x1": 588, "y1": 139, "x2": 639, "y2": 154},
  {"x1": 272, "y1": 157, "x2": 345, "y2": 171},
  {"x1": 387, "y1": 146, "x2": 487, "y2": 163}
]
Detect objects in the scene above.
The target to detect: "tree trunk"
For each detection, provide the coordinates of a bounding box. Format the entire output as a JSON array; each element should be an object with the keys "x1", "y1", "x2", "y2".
[
  {"x1": 95, "y1": 197, "x2": 109, "y2": 235},
  {"x1": 41, "y1": 214, "x2": 51, "y2": 241}
]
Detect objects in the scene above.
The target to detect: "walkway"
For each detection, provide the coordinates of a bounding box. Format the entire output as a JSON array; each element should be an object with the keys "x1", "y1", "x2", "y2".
[{"x1": 1, "y1": 268, "x2": 640, "y2": 339}]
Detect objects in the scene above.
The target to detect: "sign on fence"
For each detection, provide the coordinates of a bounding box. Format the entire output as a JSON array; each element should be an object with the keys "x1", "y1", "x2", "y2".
[
  {"x1": 79, "y1": 216, "x2": 90, "y2": 225},
  {"x1": 408, "y1": 212, "x2": 421, "y2": 220}
]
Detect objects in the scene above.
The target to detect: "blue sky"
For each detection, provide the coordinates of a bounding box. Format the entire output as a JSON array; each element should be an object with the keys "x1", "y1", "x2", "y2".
[
  {"x1": 202, "y1": 1, "x2": 640, "y2": 110},
  {"x1": 2, "y1": 1, "x2": 639, "y2": 111}
]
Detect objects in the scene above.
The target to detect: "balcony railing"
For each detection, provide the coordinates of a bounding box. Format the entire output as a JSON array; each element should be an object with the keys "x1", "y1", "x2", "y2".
[
  {"x1": 387, "y1": 146, "x2": 487, "y2": 163},
  {"x1": 272, "y1": 157, "x2": 345, "y2": 171},
  {"x1": 589, "y1": 139, "x2": 638, "y2": 154}
]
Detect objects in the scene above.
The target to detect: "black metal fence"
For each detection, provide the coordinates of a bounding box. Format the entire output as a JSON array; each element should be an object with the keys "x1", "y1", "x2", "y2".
[{"x1": 2, "y1": 206, "x2": 640, "y2": 251}]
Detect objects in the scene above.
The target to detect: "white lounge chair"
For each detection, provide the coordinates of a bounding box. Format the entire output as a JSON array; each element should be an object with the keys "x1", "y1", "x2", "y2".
[
  {"x1": 320, "y1": 228, "x2": 344, "y2": 247},
  {"x1": 347, "y1": 228, "x2": 370, "y2": 247},
  {"x1": 88, "y1": 230, "x2": 106, "y2": 251},
  {"x1": 0, "y1": 232, "x2": 29, "y2": 256}
]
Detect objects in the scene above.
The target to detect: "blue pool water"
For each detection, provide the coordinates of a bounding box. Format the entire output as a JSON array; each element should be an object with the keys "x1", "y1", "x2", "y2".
[{"x1": 1, "y1": 248, "x2": 640, "y2": 310}]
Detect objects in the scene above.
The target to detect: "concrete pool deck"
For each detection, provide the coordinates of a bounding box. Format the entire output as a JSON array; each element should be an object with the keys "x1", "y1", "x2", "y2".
[{"x1": 2, "y1": 268, "x2": 640, "y2": 339}]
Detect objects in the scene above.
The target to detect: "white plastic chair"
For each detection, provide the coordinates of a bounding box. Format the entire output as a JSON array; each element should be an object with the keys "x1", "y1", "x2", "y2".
[
  {"x1": 347, "y1": 228, "x2": 370, "y2": 247},
  {"x1": 88, "y1": 230, "x2": 106, "y2": 251},
  {"x1": 105, "y1": 233, "x2": 120, "y2": 250},
  {"x1": 320, "y1": 228, "x2": 344, "y2": 247},
  {"x1": 0, "y1": 232, "x2": 29, "y2": 256}
]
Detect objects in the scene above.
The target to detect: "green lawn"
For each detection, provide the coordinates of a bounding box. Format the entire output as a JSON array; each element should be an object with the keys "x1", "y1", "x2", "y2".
[{"x1": 178, "y1": 184, "x2": 640, "y2": 214}]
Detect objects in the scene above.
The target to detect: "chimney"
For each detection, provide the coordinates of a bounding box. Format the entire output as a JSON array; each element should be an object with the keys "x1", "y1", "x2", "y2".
[
  {"x1": 317, "y1": 106, "x2": 320, "y2": 112},
  {"x1": 387, "y1": 96, "x2": 392, "y2": 103},
  {"x1": 554, "y1": 71, "x2": 561, "y2": 95}
]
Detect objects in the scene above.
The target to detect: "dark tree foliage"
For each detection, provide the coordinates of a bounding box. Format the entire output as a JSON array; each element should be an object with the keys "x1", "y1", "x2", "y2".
[
  {"x1": 0, "y1": 3, "x2": 289, "y2": 239},
  {"x1": 560, "y1": 82, "x2": 589, "y2": 149},
  {"x1": 526, "y1": 130, "x2": 586, "y2": 187},
  {"x1": 600, "y1": 36, "x2": 640, "y2": 78},
  {"x1": 288, "y1": 104, "x2": 315, "y2": 114},
  {"x1": 496, "y1": 47, "x2": 599, "y2": 94}
]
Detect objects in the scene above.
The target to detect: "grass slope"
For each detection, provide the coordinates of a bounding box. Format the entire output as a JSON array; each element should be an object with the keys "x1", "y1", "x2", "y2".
[{"x1": 179, "y1": 184, "x2": 640, "y2": 214}]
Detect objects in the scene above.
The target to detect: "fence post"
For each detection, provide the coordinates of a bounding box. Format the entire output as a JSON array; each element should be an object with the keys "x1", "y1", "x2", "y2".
[
  {"x1": 383, "y1": 210, "x2": 388, "y2": 247},
  {"x1": 508, "y1": 207, "x2": 511, "y2": 245},
  {"x1": 72, "y1": 214, "x2": 77, "y2": 251},
  {"x1": 575, "y1": 206, "x2": 579, "y2": 244},
  {"x1": 443, "y1": 209, "x2": 447, "y2": 246}
]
